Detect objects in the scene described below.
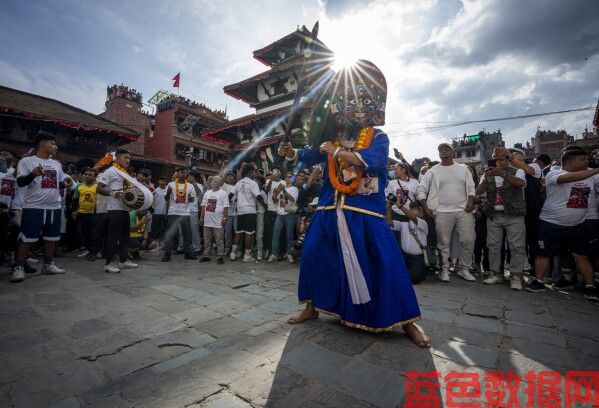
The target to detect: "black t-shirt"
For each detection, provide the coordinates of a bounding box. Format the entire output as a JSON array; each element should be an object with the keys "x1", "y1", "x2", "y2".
[
  {"x1": 296, "y1": 186, "x2": 309, "y2": 211},
  {"x1": 306, "y1": 182, "x2": 323, "y2": 203},
  {"x1": 525, "y1": 173, "x2": 544, "y2": 214}
]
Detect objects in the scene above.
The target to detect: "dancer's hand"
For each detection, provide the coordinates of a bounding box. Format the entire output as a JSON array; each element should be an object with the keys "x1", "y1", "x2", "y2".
[
  {"x1": 31, "y1": 164, "x2": 44, "y2": 177},
  {"x1": 319, "y1": 141, "x2": 336, "y2": 155},
  {"x1": 278, "y1": 143, "x2": 294, "y2": 158}
]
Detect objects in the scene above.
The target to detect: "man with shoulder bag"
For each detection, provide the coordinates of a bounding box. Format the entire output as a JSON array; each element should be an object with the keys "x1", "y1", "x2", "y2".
[{"x1": 476, "y1": 147, "x2": 527, "y2": 290}]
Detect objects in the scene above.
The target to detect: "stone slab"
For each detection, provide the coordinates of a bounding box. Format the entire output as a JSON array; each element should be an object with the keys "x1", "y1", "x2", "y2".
[
  {"x1": 280, "y1": 344, "x2": 351, "y2": 383},
  {"x1": 432, "y1": 340, "x2": 499, "y2": 368}
]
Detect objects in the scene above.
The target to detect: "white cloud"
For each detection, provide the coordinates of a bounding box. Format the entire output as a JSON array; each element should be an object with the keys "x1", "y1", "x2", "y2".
[{"x1": 0, "y1": 58, "x2": 106, "y2": 115}]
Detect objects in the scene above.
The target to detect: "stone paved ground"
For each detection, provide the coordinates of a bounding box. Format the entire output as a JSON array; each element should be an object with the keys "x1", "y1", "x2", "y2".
[{"x1": 1, "y1": 253, "x2": 598, "y2": 408}]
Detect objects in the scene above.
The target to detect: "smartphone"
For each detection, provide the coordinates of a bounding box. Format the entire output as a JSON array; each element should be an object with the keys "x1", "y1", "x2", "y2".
[
  {"x1": 393, "y1": 148, "x2": 400, "y2": 157},
  {"x1": 487, "y1": 159, "x2": 497, "y2": 168}
]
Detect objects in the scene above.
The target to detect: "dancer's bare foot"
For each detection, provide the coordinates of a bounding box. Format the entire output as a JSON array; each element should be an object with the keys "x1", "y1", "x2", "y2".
[
  {"x1": 403, "y1": 323, "x2": 431, "y2": 348},
  {"x1": 288, "y1": 304, "x2": 319, "y2": 324}
]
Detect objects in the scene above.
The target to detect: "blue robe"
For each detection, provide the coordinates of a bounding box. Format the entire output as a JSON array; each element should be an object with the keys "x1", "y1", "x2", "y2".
[{"x1": 297, "y1": 130, "x2": 421, "y2": 331}]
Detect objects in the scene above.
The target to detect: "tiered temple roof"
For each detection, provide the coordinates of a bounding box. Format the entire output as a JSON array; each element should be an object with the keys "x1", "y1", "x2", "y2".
[{"x1": 204, "y1": 25, "x2": 333, "y2": 147}]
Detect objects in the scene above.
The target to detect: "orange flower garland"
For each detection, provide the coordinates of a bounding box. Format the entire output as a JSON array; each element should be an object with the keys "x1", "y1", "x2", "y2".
[
  {"x1": 175, "y1": 180, "x2": 188, "y2": 201},
  {"x1": 112, "y1": 162, "x2": 128, "y2": 174},
  {"x1": 327, "y1": 127, "x2": 375, "y2": 195},
  {"x1": 112, "y1": 162, "x2": 130, "y2": 188}
]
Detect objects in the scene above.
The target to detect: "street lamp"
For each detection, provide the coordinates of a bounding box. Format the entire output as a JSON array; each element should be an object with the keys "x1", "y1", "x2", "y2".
[{"x1": 176, "y1": 114, "x2": 201, "y2": 168}]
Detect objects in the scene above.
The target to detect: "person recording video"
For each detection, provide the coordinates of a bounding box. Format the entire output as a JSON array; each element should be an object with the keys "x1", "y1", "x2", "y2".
[{"x1": 475, "y1": 147, "x2": 527, "y2": 290}]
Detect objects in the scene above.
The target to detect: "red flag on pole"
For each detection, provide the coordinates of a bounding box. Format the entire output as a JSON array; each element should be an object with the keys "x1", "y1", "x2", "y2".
[{"x1": 172, "y1": 73, "x2": 180, "y2": 88}]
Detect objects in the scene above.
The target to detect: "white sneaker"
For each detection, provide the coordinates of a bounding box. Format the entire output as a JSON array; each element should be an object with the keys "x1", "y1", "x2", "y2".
[
  {"x1": 118, "y1": 260, "x2": 138, "y2": 269},
  {"x1": 77, "y1": 250, "x2": 90, "y2": 258},
  {"x1": 104, "y1": 263, "x2": 120, "y2": 273},
  {"x1": 242, "y1": 254, "x2": 255, "y2": 263},
  {"x1": 41, "y1": 262, "x2": 65, "y2": 275},
  {"x1": 457, "y1": 268, "x2": 476, "y2": 282},
  {"x1": 267, "y1": 255, "x2": 277, "y2": 263},
  {"x1": 438, "y1": 270, "x2": 450, "y2": 282},
  {"x1": 256, "y1": 251, "x2": 263, "y2": 261},
  {"x1": 483, "y1": 274, "x2": 505, "y2": 285},
  {"x1": 230, "y1": 251, "x2": 237, "y2": 261},
  {"x1": 510, "y1": 275, "x2": 523, "y2": 291},
  {"x1": 10, "y1": 266, "x2": 25, "y2": 282},
  {"x1": 26, "y1": 257, "x2": 38, "y2": 264},
  {"x1": 287, "y1": 254, "x2": 294, "y2": 264}
]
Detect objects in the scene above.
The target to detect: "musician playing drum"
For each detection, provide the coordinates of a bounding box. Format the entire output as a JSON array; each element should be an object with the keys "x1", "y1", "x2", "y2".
[{"x1": 97, "y1": 149, "x2": 140, "y2": 274}]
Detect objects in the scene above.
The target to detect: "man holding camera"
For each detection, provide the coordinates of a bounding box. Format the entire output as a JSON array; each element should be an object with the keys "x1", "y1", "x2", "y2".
[{"x1": 476, "y1": 147, "x2": 527, "y2": 290}]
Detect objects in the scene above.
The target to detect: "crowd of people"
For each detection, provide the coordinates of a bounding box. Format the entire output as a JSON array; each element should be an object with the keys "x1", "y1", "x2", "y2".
[
  {"x1": 1, "y1": 130, "x2": 598, "y2": 302},
  {"x1": 0, "y1": 131, "x2": 324, "y2": 281},
  {"x1": 384, "y1": 143, "x2": 599, "y2": 301}
]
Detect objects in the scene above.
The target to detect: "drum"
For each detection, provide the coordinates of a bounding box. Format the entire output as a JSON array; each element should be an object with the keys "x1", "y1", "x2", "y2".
[
  {"x1": 63, "y1": 177, "x2": 74, "y2": 188},
  {"x1": 122, "y1": 186, "x2": 146, "y2": 210}
]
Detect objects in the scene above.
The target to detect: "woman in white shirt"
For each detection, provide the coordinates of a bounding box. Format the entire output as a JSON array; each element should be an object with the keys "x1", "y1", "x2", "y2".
[
  {"x1": 386, "y1": 162, "x2": 419, "y2": 220},
  {"x1": 267, "y1": 173, "x2": 299, "y2": 263},
  {"x1": 387, "y1": 200, "x2": 428, "y2": 284}
]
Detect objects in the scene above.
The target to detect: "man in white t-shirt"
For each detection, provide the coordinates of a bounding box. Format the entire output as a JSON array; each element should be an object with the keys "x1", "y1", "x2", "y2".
[
  {"x1": 263, "y1": 169, "x2": 283, "y2": 260},
  {"x1": 11, "y1": 132, "x2": 70, "y2": 282},
  {"x1": 151, "y1": 176, "x2": 168, "y2": 244},
  {"x1": 222, "y1": 172, "x2": 237, "y2": 254},
  {"x1": 187, "y1": 173, "x2": 203, "y2": 254},
  {"x1": 162, "y1": 167, "x2": 197, "y2": 262},
  {"x1": 199, "y1": 175, "x2": 229, "y2": 264},
  {"x1": 526, "y1": 147, "x2": 599, "y2": 301},
  {"x1": 230, "y1": 163, "x2": 265, "y2": 262},
  {"x1": 0, "y1": 157, "x2": 16, "y2": 210},
  {"x1": 255, "y1": 176, "x2": 268, "y2": 261},
  {"x1": 267, "y1": 172, "x2": 299, "y2": 264},
  {"x1": 476, "y1": 148, "x2": 527, "y2": 290},
  {"x1": 417, "y1": 143, "x2": 476, "y2": 282},
  {"x1": 97, "y1": 149, "x2": 139, "y2": 273}
]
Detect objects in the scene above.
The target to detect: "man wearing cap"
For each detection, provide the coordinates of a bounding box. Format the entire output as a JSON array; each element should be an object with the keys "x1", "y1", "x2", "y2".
[
  {"x1": 417, "y1": 143, "x2": 476, "y2": 282},
  {"x1": 476, "y1": 147, "x2": 527, "y2": 290},
  {"x1": 525, "y1": 147, "x2": 599, "y2": 301},
  {"x1": 11, "y1": 131, "x2": 70, "y2": 282}
]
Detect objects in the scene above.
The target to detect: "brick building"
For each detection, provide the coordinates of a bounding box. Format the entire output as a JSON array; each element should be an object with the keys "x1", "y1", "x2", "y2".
[
  {"x1": 100, "y1": 85, "x2": 154, "y2": 157},
  {"x1": 452, "y1": 130, "x2": 504, "y2": 165},
  {"x1": 101, "y1": 85, "x2": 230, "y2": 176},
  {"x1": 530, "y1": 128, "x2": 572, "y2": 160},
  {"x1": 146, "y1": 95, "x2": 230, "y2": 175}
]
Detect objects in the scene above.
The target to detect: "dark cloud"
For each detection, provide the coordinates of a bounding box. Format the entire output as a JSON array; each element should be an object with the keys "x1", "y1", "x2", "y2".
[
  {"x1": 404, "y1": 0, "x2": 599, "y2": 66},
  {"x1": 388, "y1": 0, "x2": 599, "y2": 152},
  {"x1": 321, "y1": 0, "x2": 375, "y2": 18}
]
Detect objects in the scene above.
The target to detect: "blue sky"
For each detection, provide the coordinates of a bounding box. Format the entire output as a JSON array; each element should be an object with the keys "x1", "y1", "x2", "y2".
[{"x1": 1, "y1": 0, "x2": 598, "y2": 159}]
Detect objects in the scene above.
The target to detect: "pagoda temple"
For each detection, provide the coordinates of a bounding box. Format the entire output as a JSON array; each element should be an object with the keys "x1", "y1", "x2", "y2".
[{"x1": 203, "y1": 25, "x2": 334, "y2": 157}]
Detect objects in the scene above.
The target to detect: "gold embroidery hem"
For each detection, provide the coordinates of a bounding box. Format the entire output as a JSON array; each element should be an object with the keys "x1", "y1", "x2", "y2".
[
  {"x1": 315, "y1": 205, "x2": 385, "y2": 218},
  {"x1": 297, "y1": 300, "x2": 421, "y2": 332}
]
